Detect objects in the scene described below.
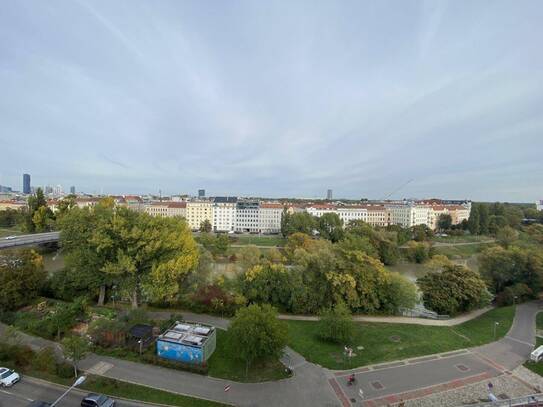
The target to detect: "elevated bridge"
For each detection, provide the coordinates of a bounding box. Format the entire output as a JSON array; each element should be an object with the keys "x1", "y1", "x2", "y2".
[{"x1": 0, "y1": 231, "x2": 60, "y2": 250}]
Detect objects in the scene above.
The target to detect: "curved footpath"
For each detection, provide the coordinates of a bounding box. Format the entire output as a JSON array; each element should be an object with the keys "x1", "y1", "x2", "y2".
[{"x1": 1, "y1": 301, "x2": 541, "y2": 407}]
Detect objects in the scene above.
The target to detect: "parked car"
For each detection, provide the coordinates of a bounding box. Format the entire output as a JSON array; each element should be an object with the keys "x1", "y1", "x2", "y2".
[
  {"x1": 81, "y1": 393, "x2": 116, "y2": 407},
  {"x1": 0, "y1": 367, "x2": 20, "y2": 387}
]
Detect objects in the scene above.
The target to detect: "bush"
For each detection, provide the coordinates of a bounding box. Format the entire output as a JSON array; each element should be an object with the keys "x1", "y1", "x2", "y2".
[
  {"x1": 56, "y1": 362, "x2": 74, "y2": 378},
  {"x1": 33, "y1": 347, "x2": 57, "y2": 373},
  {"x1": 317, "y1": 303, "x2": 354, "y2": 344},
  {"x1": 12, "y1": 345, "x2": 34, "y2": 367}
]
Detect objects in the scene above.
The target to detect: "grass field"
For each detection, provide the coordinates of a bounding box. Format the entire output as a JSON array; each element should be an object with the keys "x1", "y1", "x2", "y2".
[
  {"x1": 207, "y1": 329, "x2": 290, "y2": 382},
  {"x1": 286, "y1": 306, "x2": 515, "y2": 369},
  {"x1": 0, "y1": 226, "x2": 23, "y2": 238},
  {"x1": 524, "y1": 336, "x2": 543, "y2": 377},
  {"x1": 433, "y1": 243, "x2": 489, "y2": 259},
  {"x1": 230, "y1": 235, "x2": 286, "y2": 247}
]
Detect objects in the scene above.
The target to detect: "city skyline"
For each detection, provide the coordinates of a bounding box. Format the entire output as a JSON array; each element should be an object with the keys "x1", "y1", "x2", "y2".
[{"x1": 1, "y1": 1, "x2": 542, "y2": 201}]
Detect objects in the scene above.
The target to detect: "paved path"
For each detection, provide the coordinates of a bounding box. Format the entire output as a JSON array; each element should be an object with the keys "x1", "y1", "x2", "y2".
[
  {"x1": 2, "y1": 302, "x2": 540, "y2": 407},
  {"x1": 148, "y1": 306, "x2": 494, "y2": 327},
  {"x1": 331, "y1": 301, "x2": 542, "y2": 406}
]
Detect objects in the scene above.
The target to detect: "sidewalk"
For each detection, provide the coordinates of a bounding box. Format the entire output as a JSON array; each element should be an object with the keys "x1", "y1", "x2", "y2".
[{"x1": 278, "y1": 306, "x2": 494, "y2": 326}]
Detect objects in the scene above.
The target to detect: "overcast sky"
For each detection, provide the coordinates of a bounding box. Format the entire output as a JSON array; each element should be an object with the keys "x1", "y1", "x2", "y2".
[{"x1": 1, "y1": 1, "x2": 542, "y2": 201}]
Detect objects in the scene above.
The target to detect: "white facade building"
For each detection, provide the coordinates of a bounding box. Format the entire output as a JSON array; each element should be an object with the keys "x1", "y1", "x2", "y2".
[
  {"x1": 235, "y1": 201, "x2": 260, "y2": 233},
  {"x1": 213, "y1": 197, "x2": 237, "y2": 232},
  {"x1": 537, "y1": 200, "x2": 543, "y2": 212},
  {"x1": 259, "y1": 203, "x2": 283, "y2": 233}
]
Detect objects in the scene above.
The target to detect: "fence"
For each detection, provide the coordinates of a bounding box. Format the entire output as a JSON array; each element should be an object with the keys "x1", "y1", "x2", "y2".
[
  {"x1": 464, "y1": 393, "x2": 543, "y2": 407},
  {"x1": 398, "y1": 307, "x2": 450, "y2": 320}
]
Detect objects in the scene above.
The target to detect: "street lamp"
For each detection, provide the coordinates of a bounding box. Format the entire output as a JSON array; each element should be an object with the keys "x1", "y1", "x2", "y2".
[
  {"x1": 138, "y1": 339, "x2": 143, "y2": 356},
  {"x1": 493, "y1": 322, "x2": 499, "y2": 340},
  {"x1": 50, "y1": 375, "x2": 86, "y2": 407}
]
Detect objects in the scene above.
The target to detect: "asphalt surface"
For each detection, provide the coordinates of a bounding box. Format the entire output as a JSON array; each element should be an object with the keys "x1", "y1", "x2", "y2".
[
  {"x1": 338, "y1": 301, "x2": 542, "y2": 403},
  {"x1": 0, "y1": 232, "x2": 60, "y2": 250},
  {"x1": 0, "y1": 376, "x2": 152, "y2": 407}
]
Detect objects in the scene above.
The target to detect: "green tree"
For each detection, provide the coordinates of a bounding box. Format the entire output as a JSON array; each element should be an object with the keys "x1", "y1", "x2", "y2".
[
  {"x1": 32, "y1": 205, "x2": 55, "y2": 232},
  {"x1": 228, "y1": 304, "x2": 288, "y2": 377},
  {"x1": 488, "y1": 215, "x2": 508, "y2": 235},
  {"x1": 404, "y1": 241, "x2": 432, "y2": 263},
  {"x1": 496, "y1": 226, "x2": 519, "y2": 249},
  {"x1": 25, "y1": 188, "x2": 48, "y2": 232},
  {"x1": 479, "y1": 204, "x2": 490, "y2": 235},
  {"x1": 199, "y1": 219, "x2": 212, "y2": 233},
  {"x1": 0, "y1": 249, "x2": 47, "y2": 312},
  {"x1": 437, "y1": 214, "x2": 452, "y2": 232},
  {"x1": 385, "y1": 272, "x2": 418, "y2": 311},
  {"x1": 317, "y1": 213, "x2": 344, "y2": 242},
  {"x1": 468, "y1": 204, "x2": 480, "y2": 235},
  {"x1": 281, "y1": 212, "x2": 317, "y2": 236},
  {"x1": 241, "y1": 263, "x2": 294, "y2": 310},
  {"x1": 417, "y1": 265, "x2": 491, "y2": 315},
  {"x1": 237, "y1": 245, "x2": 262, "y2": 271},
  {"x1": 317, "y1": 302, "x2": 354, "y2": 344},
  {"x1": 61, "y1": 335, "x2": 90, "y2": 378}
]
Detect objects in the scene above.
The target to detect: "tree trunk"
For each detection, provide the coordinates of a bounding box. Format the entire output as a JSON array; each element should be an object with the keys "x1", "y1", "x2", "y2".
[
  {"x1": 97, "y1": 285, "x2": 106, "y2": 306},
  {"x1": 73, "y1": 363, "x2": 78, "y2": 379},
  {"x1": 131, "y1": 287, "x2": 139, "y2": 309}
]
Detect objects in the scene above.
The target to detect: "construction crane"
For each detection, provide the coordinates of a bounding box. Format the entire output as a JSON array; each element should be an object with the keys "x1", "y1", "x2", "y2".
[{"x1": 381, "y1": 179, "x2": 414, "y2": 201}]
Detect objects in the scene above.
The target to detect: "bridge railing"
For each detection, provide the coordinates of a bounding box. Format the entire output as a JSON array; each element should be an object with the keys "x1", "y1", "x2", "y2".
[{"x1": 464, "y1": 393, "x2": 543, "y2": 407}]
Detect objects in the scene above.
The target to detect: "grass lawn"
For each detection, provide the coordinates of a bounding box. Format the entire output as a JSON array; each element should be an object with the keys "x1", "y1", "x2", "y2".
[
  {"x1": 230, "y1": 235, "x2": 286, "y2": 247},
  {"x1": 0, "y1": 226, "x2": 23, "y2": 237},
  {"x1": 286, "y1": 306, "x2": 515, "y2": 370},
  {"x1": 21, "y1": 370, "x2": 228, "y2": 407},
  {"x1": 95, "y1": 329, "x2": 290, "y2": 383},
  {"x1": 524, "y1": 337, "x2": 543, "y2": 377},
  {"x1": 537, "y1": 312, "x2": 543, "y2": 330},
  {"x1": 434, "y1": 243, "x2": 488, "y2": 259},
  {"x1": 207, "y1": 329, "x2": 290, "y2": 382}
]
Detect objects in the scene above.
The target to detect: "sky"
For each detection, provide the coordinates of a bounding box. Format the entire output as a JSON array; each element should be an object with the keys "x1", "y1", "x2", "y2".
[{"x1": 0, "y1": 1, "x2": 542, "y2": 202}]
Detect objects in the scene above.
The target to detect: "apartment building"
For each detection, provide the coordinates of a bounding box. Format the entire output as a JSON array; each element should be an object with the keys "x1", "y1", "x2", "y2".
[
  {"x1": 213, "y1": 197, "x2": 237, "y2": 232},
  {"x1": 366, "y1": 205, "x2": 390, "y2": 227},
  {"x1": 0, "y1": 200, "x2": 26, "y2": 211},
  {"x1": 235, "y1": 201, "x2": 260, "y2": 233},
  {"x1": 186, "y1": 201, "x2": 213, "y2": 230},
  {"x1": 336, "y1": 206, "x2": 368, "y2": 225},
  {"x1": 145, "y1": 202, "x2": 187, "y2": 218},
  {"x1": 537, "y1": 200, "x2": 543, "y2": 212},
  {"x1": 259, "y1": 203, "x2": 283, "y2": 233}
]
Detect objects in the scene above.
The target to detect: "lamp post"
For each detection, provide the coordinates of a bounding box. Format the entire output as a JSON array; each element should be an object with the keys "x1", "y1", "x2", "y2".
[
  {"x1": 138, "y1": 339, "x2": 143, "y2": 356},
  {"x1": 50, "y1": 376, "x2": 86, "y2": 407},
  {"x1": 493, "y1": 322, "x2": 499, "y2": 340}
]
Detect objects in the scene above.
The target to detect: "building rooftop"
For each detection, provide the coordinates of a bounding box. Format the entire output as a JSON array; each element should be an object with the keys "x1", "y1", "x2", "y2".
[{"x1": 159, "y1": 321, "x2": 215, "y2": 348}]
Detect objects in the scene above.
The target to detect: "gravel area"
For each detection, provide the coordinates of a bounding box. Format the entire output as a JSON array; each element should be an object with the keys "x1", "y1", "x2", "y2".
[
  {"x1": 389, "y1": 374, "x2": 534, "y2": 406},
  {"x1": 512, "y1": 365, "x2": 543, "y2": 393}
]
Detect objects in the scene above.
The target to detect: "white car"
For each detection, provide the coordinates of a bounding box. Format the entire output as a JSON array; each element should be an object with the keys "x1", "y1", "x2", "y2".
[
  {"x1": 4, "y1": 236, "x2": 16, "y2": 240},
  {"x1": 0, "y1": 367, "x2": 20, "y2": 387}
]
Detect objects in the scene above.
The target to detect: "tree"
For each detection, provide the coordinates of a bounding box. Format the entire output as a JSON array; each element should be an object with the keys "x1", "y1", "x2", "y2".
[
  {"x1": 417, "y1": 265, "x2": 491, "y2": 315},
  {"x1": 62, "y1": 335, "x2": 90, "y2": 378},
  {"x1": 199, "y1": 219, "x2": 212, "y2": 233},
  {"x1": 32, "y1": 205, "x2": 55, "y2": 232},
  {"x1": 59, "y1": 202, "x2": 198, "y2": 308},
  {"x1": 0, "y1": 249, "x2": 47, "y2": 312},
  {"x1": 404, "y1": 241, "x2": 432, "y2": 263},
  {"x1": 468, "y1": 204, "x2": 480, "y2": 235},
  {"x1": 281, "y1": 212, "x2": 317, "y2": 236},
  {"x1": 317, "y1": 302, "x2": 354, "y2": 344},
  {"x1": 437, "y1": 214, "x2": 452, "y2": 232},
  {"x1": 496, "y1": 226, "x2": 519, "y2": 249},
  {"x1": 237, "y1": 245, "x2": 262, "y2": 271},
  {"x1": 317, "y1": 213, "x2": 344, "y2": 242},
  {"x1": 385, "y1": 272, "x2": 418, "y2": 311},
  {"x1": 25, "y1": 188, "x2": 48, "y2": 232},
  {"x1": 479, "y1": 204, "x2": 490, "y2": 235},
  {"x1": 228, "y1": 304, "x2": 288, "y2": 377},
  {"x1": 99, "y1": 208, "x2": 199, "y2": 308},
  {"x1": 424, "y1": 255, "x2": 454, "y2": 272},
  {"x1": 241, "y1": 263, "x2": 294, "y2": 310}
]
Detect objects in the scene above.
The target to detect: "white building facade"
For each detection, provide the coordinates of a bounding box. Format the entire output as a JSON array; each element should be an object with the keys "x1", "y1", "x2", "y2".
[
  {"x1": 258, "y1": 203, "x2": 283, "y2": 233},
  {"x1": 213, "y1": 197, "x2": 237, "y2": 232}
]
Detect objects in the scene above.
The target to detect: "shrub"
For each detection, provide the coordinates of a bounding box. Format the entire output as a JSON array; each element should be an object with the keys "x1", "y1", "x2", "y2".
[
  {"x1": 33, "y1": 347, "x2": 57, "y2": 373},
  {"x1": 12, "y1": 345, "x2": 34, "y2": 367},
  {"x1": 56, "y1": 362, "x2": 74, "y2": 378},
  {"x1": 317, "y1": 303, "x2": 355, "y2": 344}
]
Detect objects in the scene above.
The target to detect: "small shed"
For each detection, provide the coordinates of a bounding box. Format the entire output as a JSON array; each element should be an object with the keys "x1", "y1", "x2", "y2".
[
  {"x1": 127, "y1": 324, "x2": 154, "y2": 350},
  {"x1": 156, "y1": 321, "x2": 216, "y2": 365}
]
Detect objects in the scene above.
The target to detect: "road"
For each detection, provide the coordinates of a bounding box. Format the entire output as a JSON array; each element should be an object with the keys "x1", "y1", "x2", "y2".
[
  {"x1": 0, "y1": 376, "x2": 151, "y2": 407},
  {"x1": 0, "y1": 232, "x2": 60, "y2": 250}
]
